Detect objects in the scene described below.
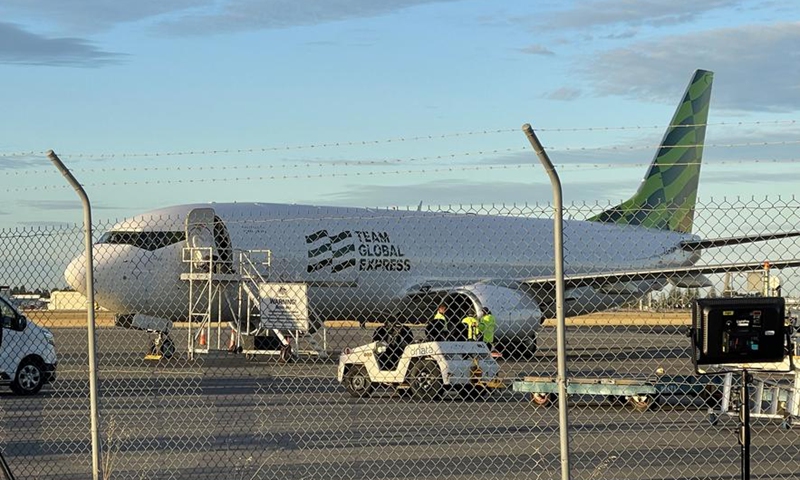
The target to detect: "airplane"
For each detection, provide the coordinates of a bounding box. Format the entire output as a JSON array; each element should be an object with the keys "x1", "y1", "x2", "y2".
[{"x1": 64, "y1": 69, "x2": 800, "y2": 358}]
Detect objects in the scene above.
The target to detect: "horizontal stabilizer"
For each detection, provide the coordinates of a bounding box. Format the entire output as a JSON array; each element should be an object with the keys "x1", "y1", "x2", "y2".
[
  {"x1": 680, "y1": 231, "x2": 800, "y2": 251},
  {"x1": 524, "y1": 258, "x2": 800, "y2": 290},
  {"x1": 668, "y1": 273, "x2": 712, "y2": 288}
]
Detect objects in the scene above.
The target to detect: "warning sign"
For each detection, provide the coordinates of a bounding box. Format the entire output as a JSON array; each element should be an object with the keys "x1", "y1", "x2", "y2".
[{"x1": 258, "y1": 283, "x2": 309, "y2": 332}]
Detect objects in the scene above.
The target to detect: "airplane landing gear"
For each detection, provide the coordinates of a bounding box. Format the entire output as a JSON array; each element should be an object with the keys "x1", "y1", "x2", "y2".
[
  {"x1": 148, "y1": 332, "x2": 175, "y2": 359},
  {"x1": 498, "y1": 335, "x2": 537, "y2": 360}
]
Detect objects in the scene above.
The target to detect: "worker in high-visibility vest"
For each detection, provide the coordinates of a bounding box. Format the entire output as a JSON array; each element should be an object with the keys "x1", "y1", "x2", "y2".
[
  {"x1": 461, "y1": 314, "x2": 479, "y2": 341},
  {"x1": 478, "y1": 307, "x2": 496, "y2": 350},
  {"x1": 427, "y1": 304, "x2": 448, "y2": 341}
]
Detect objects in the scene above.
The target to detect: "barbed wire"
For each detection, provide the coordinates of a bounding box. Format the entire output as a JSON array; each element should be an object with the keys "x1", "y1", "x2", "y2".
[
  {"x1": 0, "y1": 119, "x2": 795, "y2": 160},
  {"x1": 7, "y1": 157, "x2": 800, "y2": 193},
  {"x1": 552, "y1": 139, "x2": 800, "y2": 152},
  {"x1": 2, "y1": 147, "x2": 527, "y2": 176},
  {"x1": 2, "y1": 163, "x2": 530, "y2": 192},
  {"x1": 3, "y1": 137, "x2": 800, "y2": 178},
  {"x1": 0, "y1": 229, "x2": 79, "y2": 239}
]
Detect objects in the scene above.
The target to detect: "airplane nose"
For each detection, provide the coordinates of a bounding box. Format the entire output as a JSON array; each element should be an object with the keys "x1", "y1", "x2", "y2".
[{"x1": 65, "y1": 254, "x2": 87, "y2": 294}]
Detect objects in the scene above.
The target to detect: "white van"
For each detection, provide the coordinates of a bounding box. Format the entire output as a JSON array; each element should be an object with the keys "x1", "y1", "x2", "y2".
[{"x1": 0, "y1": 295, "x2": 57, "y2": 395}]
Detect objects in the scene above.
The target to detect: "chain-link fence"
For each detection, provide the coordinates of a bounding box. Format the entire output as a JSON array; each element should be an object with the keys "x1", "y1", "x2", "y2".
[{"x1": 1, "y1": 198, "x2": 799, "y2": 479}]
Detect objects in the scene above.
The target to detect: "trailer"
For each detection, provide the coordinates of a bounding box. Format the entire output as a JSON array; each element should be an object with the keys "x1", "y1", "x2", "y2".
[{"x1": 513, "y1": 373, "x2": 723, "y2": 411}]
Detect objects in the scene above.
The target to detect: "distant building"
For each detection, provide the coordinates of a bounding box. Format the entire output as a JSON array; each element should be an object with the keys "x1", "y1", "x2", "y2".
[
  {"x1": 49, "y1": 290, "x2": 107, "y2": 311},
  {"x1": 12, "y1": 294, "x2": 48, "y2": 310}
]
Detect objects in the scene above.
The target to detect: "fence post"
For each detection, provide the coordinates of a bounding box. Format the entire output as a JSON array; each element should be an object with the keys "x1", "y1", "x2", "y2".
[
  {"x1": 47, "y1": 150, "x2": 102, "y2": 480},
  {"x1": 522, "y1": 125, "x2": 572, "y2": 480},
  {"x1": 0, "y1": 449, "x2": 16, "y2": 480}
]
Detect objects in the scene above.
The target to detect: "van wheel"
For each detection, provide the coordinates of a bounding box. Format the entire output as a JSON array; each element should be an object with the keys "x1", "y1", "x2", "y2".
[
  {"x1": 409, "y1": 359, "x2": 443, "y2": 401},
  {"x1": 11, "y1": 359, "x2": 44, "y2": 395},
  {"x1": 344, "y1": 365, "x2": 373, "y2": 398}
]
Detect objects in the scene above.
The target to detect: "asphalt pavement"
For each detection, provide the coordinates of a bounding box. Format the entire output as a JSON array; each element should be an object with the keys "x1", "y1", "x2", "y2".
[{"x1": 1, "y1": 324, "x2": 798, "y2": 479}]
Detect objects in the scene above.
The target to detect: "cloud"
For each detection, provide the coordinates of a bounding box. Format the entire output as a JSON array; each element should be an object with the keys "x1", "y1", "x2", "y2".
[
  {"x1": 321, "y1": 177, "x2": 628, "y2": 208},
  {"x1": 0, "y1": 0, "x2": 212, "y2": 34},
  {"x1": 17, "y1": 221, "x2": 73, "y2": 227},
  {"x1": 546, "y1": 87, "x2": 581, "y2": 101},
  {"x1": 477, "y1": 119, "x2": 800, "y2": 174},
  {"x1": 700, "y1": 168, "x2": 800, "y2": 186},
  {"x1": 22, "y1": 200, "x2": 83, "y2": 211},
  {"x1": 304, "y1": 40, "x2": 339, "y2": 47},
  {"x1": 1, "y1": 0, "x2": 458, "y2": 35},
  {"x1": 518, "y1": 44, "x2": 554, "y2": 56},
  {"x1": 21, "y1": 200, "x2": 118, "y2": 211},
  {"x1": 0, "y1": 154, "x2": 50, "y2": 171},
  {"x1": 539, "y1": 0, "x2": 741, "y2": 30},
  {"x1": 0, "y1": 22, "x2": 121, "y2": 67},
  {"x1": 584, "y1": 22, "x2": 800, "y2": 112},
  {"x1": 155, "y1": 0, "x2": 462, "y2": 35},
  {"x1": 602, "y1": 29, "x2": 639, "y2": 40}
]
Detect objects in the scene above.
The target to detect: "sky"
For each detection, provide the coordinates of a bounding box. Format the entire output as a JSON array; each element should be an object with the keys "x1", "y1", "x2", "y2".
[{"x1": 0, "y1": 0, "x2": 799, "y2": 231}]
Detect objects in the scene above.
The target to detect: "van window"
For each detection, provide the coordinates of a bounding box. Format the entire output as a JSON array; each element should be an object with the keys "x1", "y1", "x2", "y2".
[{"x1": 0, "y1": 299, "x2": 17, "y2": 329}]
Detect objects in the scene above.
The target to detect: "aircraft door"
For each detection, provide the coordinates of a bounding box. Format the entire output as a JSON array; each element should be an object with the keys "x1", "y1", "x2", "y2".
[{"x1": 185, "y1": 208, "x2": 234, "y2": 273}]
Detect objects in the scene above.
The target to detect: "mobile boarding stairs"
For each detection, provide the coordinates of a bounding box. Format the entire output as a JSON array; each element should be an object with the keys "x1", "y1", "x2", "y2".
[{"x1": 180, "y1": 246, "x2": 327, "y2": 360}]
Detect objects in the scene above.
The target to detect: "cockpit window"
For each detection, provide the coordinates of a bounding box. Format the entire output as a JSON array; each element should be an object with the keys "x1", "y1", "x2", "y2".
[{"x1": 97, "y1": 231, "x2": 186, "y2": 251}]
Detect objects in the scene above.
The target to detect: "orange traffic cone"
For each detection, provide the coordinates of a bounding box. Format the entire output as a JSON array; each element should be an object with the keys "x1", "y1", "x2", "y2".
[
  {"x1": 228, "y1": 329, "x2": 237, "y2": 352},
  {"x1": 199, "y1": 329, "x2": 207, "y2": 347}
]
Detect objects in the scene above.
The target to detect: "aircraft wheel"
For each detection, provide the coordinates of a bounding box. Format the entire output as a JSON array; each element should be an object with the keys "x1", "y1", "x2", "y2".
[
  {"x1": 11, "y1": 359, "x2": 44, "y2": 395},
  {"x1": 409, "y1": 359, "x2": 443, "y2": 401},
  {"x1": 500, "y1": 336, "x2": 537, "y2": 360},
  {"x1": 344, "y1": 365, "x2": 373, "y2": 398},
  {"x1": 160, "y1": 337, "x2": 175, "y2": 359},
  {"x1": 629, "y1": 395, "x2": 654, "y2": 412},
  {"x1": 531, "y1": 392, "x2": 554, "y2": 407}
]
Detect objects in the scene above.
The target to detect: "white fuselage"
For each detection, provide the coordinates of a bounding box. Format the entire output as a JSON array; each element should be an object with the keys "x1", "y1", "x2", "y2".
[{"x1": 65, "y1": 203, "x2": 699, "y2": 338}]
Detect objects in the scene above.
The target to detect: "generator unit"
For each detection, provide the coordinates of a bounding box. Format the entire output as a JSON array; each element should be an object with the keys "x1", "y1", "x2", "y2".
[{"x1": 692, "y1": 297, "x2": 787, "y2": 368}]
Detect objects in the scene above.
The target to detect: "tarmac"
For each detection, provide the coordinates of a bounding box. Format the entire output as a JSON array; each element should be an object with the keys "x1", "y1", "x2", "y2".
[{"x1": 1, "y1": 314, "x2": 798, "y2": 479}]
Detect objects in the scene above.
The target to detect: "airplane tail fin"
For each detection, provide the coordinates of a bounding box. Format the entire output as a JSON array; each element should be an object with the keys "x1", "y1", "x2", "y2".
[{"x1": 589, "y1": 69, "x2": 714, "y2": 233}]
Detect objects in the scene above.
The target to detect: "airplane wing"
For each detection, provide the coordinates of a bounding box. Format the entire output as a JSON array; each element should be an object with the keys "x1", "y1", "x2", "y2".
[
  {"x1": 681, "y1": 232, "x2": 800, "y2": 251},
  {"x1": 523, "y1": 258, "x2": 800, "y2": 289},
  {"x1": 399, "y1": 258, "x2": 800, "y2": 298}
]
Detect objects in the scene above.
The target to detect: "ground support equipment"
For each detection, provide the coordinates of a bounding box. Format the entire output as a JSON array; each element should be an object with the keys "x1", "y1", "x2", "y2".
[{"x1": 513, "y1": 374, "x2": 724, "y2": 411}]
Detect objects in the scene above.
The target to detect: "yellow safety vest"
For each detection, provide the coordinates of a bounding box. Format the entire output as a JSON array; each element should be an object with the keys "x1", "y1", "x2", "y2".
[
  {"x1": 433, "y1": 312, "x2": 450, "y2": 332},
  {"x1": 462, "y1": 316, "x2": 479, "y2": 340},
  {"x1": 478, "y1": 314, "x2": 496, "y2": 343}
]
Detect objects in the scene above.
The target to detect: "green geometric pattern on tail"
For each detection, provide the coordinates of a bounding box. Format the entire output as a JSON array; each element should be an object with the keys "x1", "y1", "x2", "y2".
[{"x1": 589, "y1": 69, "x2": 714, "y2": 233}]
